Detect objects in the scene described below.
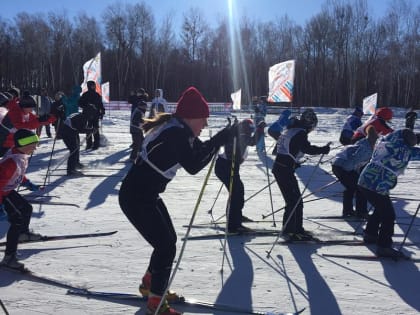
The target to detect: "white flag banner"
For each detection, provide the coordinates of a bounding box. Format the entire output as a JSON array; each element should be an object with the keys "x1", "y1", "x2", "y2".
[
  {"x1": 362, "y1": 93, "x2": 377, "y2": 115},
  {"x1": 268, "y1": 59, "x2": 295, "y2": 103},
  {"x1": 81, "y1": 52, "x2": 102, "y2": 94},
  {"x1": 101, "y1": 82, "x2": 110, "y2": 103},
  {"x1": 230, "y1": 89, "x2": 241, "y2": 110}
]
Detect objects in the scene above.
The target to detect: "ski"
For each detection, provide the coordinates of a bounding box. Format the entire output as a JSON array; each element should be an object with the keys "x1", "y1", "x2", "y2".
[
  {"x1": 67, "y1": 288, "x2": 305, "y2": 315},
  {"x1": 0, "y1": 265, "x2": 86, "y2": 290},
  {"x1": 27, "y1": 200, "x2": 80, "y2": 207},
  {"x1": 49, "y1": 173, "x2": 123, "y2": 178},
  {"x1": 182, "y1": 229, "x2": 280, "y2": 241},
  {"x1": 321, "y1": 253, "x2": 420, "y2": 262},
  {"x1": 250, "y1": 239, "x2": 416, "y2": 246},
  {"x1": 306, "y1": 215, "x2": 411, "y2": 220},
  {"x1": 0, "y1": 231, "x2": 118, "y2": 246}
]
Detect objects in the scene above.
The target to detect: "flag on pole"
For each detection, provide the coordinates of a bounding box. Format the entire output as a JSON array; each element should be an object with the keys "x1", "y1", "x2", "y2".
[
  {"x1": 81, "y1": 52, "x2": 102, "y2": 94},
  {"x1": 362, "y1": 93, "x2": 377, "y2": 115},
  {"x1": 230, "y1": 89, "x2": 241, "y2": 110},
  {"x1": 268, "y1": 60, "x2": 295, "y2": 103},
  {"x1": 101, "y1": 82, "x2": 110, "y2": 103}
]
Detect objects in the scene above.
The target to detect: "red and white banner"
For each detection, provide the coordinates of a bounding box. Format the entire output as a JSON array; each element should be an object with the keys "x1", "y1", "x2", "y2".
[
  {"x1": 101, "y1": 82, "x2": 110, "y2": 103},
  {"x1": 268, "y1": 59, "x2": 295, "y2": 103},
  {"x1": 362, "y1": 93, "x2": 377, "y2": 115},
  {"x1": 81, "y1": 52, "x2": 102, "y2": 94},
  {"x1": 230, "y1": 89, "x2": 241, "y2": 110}
]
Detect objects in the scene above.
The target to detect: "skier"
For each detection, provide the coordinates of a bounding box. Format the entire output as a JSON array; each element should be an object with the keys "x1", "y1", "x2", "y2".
[
  {"x1": 61, "y1": 105, "x2": 95, "y2": 176},
  {"x1": 272, "y1": 109, "x2": 330, "y2": 240},
  {"x1": 36, "y1": 88, "x2": 53, "y2": 138},
  {"x1": 0, "y1": 91, "x2": 56, "y2": 157},
  {"x1": 253, "y1": 96, "x2": 268, "y2": 154},
  {"x1": 215, "y1": 118, "x2": 256, "y2": 232},
  {"x1": 149, "y1": 88, "x2": 168, "y2": 118},
  {"x1": 332, "y1": 126, "x2": 378, "y2": 217},
  {"x1": 63, "y1": 85, "x2": 82, "y2": 118},
  {"x1": 358, "y1": 128, "x2": 420, "y2": 258},
  {"x1": 78, "y1": 81, "x2": 105, "y2": 150},
  {"x1": 405, "y1": 109, "x2": 417, "y2": 130},
  {"x1": 129, "y1": 100, "x2": 147, "y2": 162},
  {"x1": 0, "y1": 129, "x2": 44, "y2": 269},
  {"x1": 118, "y1": 86, "x2": 232, "y2": 315},
  {"x1": 351, "y1": 107, "x2": 393, "y2": 143},
  {"x1": 339, "y1": 107, "x2": 363, "y2": 145}
]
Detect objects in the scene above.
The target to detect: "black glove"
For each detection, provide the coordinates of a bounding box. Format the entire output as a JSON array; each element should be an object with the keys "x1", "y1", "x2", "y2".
[
  {"x1": 210, "y1": 126, "x2": 233, "y2": 148},
  {"x1": 321, "y1": 144, "x2": 331, "y2": 154},
  {"x1": 38, "y1": 114, "x2": 50, "y2": 122}
]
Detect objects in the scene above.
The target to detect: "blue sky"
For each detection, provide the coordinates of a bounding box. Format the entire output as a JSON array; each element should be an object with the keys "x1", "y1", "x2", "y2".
[{"x1": 1, "y1": 0, "x2": 394, "y2": 28}]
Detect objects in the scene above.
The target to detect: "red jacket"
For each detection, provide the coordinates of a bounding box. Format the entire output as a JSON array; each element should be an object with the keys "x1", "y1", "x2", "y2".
[{"x1": 1, "y1": 101, "x2": 55, "y2": 149}]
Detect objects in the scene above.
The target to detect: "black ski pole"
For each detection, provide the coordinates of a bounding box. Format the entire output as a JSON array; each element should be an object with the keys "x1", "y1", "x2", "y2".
[
  {"x1": 0, "y1": 299, "x2": 9, "y2": 315},
  {"x1": 262, "y1": 140, "x2": 276, "y2": 226},
  {"x1": 398, "y1": 203, "x2": 420, "y2": 252},
  {"x1": 220, "y1": 135, "x2": 237, "y2": 273},
  {"x1": 42, "y1": 118, "x2": 61, "y2": 187},
  {"x1": 267, "y1": 151, "x2": 327, "y2": 258},
  {"x1": 155, "y1": 150, "x2": 219, "y2": 314}
]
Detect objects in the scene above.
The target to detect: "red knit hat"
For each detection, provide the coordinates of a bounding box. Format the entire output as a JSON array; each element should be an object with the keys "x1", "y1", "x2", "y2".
[{"x1": 175, "y1": 87, "x2": 209, "y2": 119}]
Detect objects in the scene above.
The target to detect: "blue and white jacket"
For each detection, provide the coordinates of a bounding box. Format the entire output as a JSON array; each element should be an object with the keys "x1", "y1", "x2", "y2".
[
  {"x1": 333, "y1": 138, "x2": 374, "y2": 173},
  {"x1": 358, "y1": 129, "x2": 420, "y2": 195}
]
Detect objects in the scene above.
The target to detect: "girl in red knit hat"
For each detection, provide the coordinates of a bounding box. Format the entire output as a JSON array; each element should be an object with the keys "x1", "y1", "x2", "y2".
[{"x1": 119, "y1": 86, "x2": 231, "y2": 315}]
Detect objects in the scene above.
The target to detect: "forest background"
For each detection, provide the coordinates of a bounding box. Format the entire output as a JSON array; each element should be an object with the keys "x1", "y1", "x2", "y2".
[{"x1": 0, "y1": 0, "x2": 419, "y2": 109}]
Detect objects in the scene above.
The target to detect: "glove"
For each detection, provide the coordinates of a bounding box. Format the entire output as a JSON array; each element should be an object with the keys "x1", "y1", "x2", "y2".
[
  {"x1": 210, "y1": 126, "x2": 234, "y2": 148},
  {"x1": 321, "y1": 144, "x2": 331, "y2": 154},
  {"x1": 22, "y1": 180, "x2": 41, "y2": 192}
]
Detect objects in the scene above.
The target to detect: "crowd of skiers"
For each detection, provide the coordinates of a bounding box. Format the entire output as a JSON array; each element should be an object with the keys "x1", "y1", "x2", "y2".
[{"x1": 1, "y1": 83, "x2": 419, "y2": 315}]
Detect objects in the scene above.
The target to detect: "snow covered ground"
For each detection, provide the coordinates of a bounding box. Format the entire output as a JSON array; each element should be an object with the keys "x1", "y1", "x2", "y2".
[{"x1": 0, "y1": 107, "x2": 419, "y2": 315}]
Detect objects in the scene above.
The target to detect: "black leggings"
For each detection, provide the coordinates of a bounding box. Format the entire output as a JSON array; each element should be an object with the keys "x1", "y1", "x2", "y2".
[
  {"x1": 359, "y1": 186, "x2": 395, "y2": 247},
  {"x1": 272, "y1": 164, "x2": 304, "y2": 234},
  {"x1": 119, "y1": 180, "x2": 176, "y2": 296},
  {"x1": 3, "y1": 190, "x2": 33, "y2": 255}
]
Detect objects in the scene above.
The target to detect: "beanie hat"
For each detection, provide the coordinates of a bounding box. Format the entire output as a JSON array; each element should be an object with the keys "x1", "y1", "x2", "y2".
[
  {"x1": 8, "y1": 87, "x2": 20, "y2": 98},
  {"x1": 375, "y1": 107, "x2": 393, "y2": 121},
  {"x1": 238, "y1": 118, "x2": 255, "y2": 136},
  {"x1": 401, "y1": 128, "x2": 417, "y2": 147},
  {"x1": 352, "y1": 107, "x2": 363, "y2": 117},
  {"x1": 87, "y1": 81, "x2": 96, "y2": 90},
  {"x1": 175, "y1": 87, "x2": 209, "y2": 119},
  {"x1": 300, "y1": 108, "x2": 318, "y2": 130},
  {"x1": 0, "y1": 92, "x2": 9, "y2": 106},
  {"x1": 365, "y1": 125, "x2": 378, "y2": 147},
  {"x1": 19, "y1": 91, "x2": 37, "y2": 108},
  {"x1": 14, "y1": 129, "x2": 39, "y2": 147}
]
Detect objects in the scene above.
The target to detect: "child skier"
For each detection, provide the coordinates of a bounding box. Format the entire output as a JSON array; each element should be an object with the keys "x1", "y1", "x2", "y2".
[
  {"x1": 358, "y1": 128, "x2": 420, "y2": 258},
  {"x1": 129, "y1": 100, "x2": 147, "y2": 162},
  {"x1": 215, "y1": 118, "x2": 256, "y2": 232},
  {"x1": 272, "y1": 109, "x2": 330, "y2": 240},
  {"x1": 332, "y1": 126, "x2": 378, "y2": 217},
  {"x1": 352, "y1": 107, "x2": 393, "y2": 143},
  {"x1": 339, "y1": 107, "x2": 363, "y2": 145},
  {"x1": 118, "y1": 86, "x2": 231, "y2": 315},
  {"x1": 61, "y1": 106, "x2": 95, "y2": 176},
  {"x1": 0, "y1": 129, "x2": 44, "y2": 269}
]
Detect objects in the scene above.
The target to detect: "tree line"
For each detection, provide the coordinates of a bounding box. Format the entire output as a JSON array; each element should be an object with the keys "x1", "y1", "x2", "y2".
[{"x1": 0, "y1": 0, "x2": 418, "y2": 109}]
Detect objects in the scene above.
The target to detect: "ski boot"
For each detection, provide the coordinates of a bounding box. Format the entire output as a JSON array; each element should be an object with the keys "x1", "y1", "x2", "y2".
[
  {"x1": 0, "y1": 254, "x2": 25, "y2": 270},
  {"x1": 139, "y1": 272, "x2": 184, "y2": 302},
  {"x1": 376, "y1": 246, "x2": 407, "y2": 259},
  {"x1": 146, "y1": 295, "x2": 182, "y2": 315},
  {"x1": 19, "y1": 231, "x2": 43, "y2": 242}
]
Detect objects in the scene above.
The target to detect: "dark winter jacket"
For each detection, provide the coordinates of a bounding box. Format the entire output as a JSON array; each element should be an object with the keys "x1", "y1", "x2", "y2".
[
  {"x1": 123, "y1": 117, "x2": 221, "y2": 195},
  {"x1": 274, "y1": 119, "x2": 329, "y2": 169},
  {"x1": 78, "y1": 90, "x2": 105, "y2": 119}
]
